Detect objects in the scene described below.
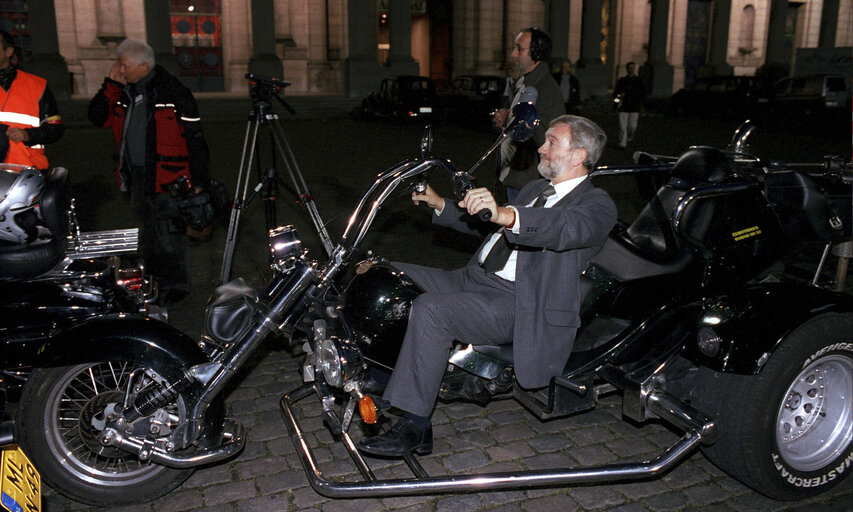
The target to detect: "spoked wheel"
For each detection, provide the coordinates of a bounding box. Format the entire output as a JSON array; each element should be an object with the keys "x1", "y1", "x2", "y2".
[
  {"x1": 16, "y1": 361, "x2": 194, "y2": 506},
  {"x1": 694, "y1": 312, "x2": 853, "y2": 500}
]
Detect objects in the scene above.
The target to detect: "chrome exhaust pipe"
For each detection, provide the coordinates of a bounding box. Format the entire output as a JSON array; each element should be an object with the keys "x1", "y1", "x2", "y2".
[
  {"x1": 101, "y1": 418, "x2": 245, "y2": 469},
  {"x1": 280, "y1": 384, "x2": 714, "y2": 498}
]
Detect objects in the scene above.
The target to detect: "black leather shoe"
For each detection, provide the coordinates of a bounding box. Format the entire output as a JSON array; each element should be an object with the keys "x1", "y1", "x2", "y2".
[{"x1": 357, "y1": 418, "x2": 433, "y2": 458}]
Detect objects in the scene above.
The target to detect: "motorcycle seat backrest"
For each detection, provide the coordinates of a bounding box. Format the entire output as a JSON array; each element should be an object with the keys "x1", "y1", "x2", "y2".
[{"x1": 624, "y1": 147, "x2": 726, "y2": 260}]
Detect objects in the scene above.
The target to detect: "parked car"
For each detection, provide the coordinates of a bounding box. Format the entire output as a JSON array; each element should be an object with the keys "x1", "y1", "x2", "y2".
[
  {"x1": 668, "y1": 75, "x2": 758, "y2": 118},
  {"x1": 440, "y1": 74, "x2": 505, "y2": 128},
  {"x1": 356, "y1": 75, "x2": 440, "y2": 122},
  {"x1": 760, "y1": 74, "x2": 852, "y2": 117}
]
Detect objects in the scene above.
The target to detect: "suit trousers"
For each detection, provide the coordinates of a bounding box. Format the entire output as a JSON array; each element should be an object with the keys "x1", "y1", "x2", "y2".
[{"x1": 383, "y1": 262, "x2": 516, "y2": 418}]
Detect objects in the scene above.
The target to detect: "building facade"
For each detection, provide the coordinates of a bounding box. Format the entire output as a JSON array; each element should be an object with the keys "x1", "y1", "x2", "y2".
[{"x1": 3, "y1": 0, "x2": 850, "y2": 100}]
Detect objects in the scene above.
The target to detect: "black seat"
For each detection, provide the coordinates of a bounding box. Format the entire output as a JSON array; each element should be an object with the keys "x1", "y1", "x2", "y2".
[
  {"x1": 0, "y1": 168, "x2": 69, "y2": 281},
  {"x1": 620, "y1": 146, "x2": 729, "y2": 263}
]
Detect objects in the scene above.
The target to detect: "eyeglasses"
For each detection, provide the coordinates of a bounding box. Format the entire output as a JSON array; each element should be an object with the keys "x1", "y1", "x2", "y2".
[{"x1": 511, "y1": 45, "x2": 528, "y2": 53}]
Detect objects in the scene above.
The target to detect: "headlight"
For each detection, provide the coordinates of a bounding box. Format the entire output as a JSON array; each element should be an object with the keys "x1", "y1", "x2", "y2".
[
  {"x1": 697, "y1": 327, "x2": 722, "y2": 357},
  {"x1": 268, "y1": 225, "x2": 303, "y2": 270},
  {"x1": 316, "y1": 336, "x2": 363, "y2": 388}
]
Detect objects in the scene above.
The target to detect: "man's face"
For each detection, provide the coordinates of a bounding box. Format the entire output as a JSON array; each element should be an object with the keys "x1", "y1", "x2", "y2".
[
  {"x1": 538, "y1": 124, "x2": 576, "y2": 180},
  {"x1": 511, "y1": 31, "x2": 537, "y2": 76},
  {"x1": 626, "y1": 63, "x2": 636, "y2": 75},
  {"x1": 118, "y1": 54, "x2": 150, "y2": 84},
  {"x1": 0, "y1": 44, "x2": 12, "y2": 69}
]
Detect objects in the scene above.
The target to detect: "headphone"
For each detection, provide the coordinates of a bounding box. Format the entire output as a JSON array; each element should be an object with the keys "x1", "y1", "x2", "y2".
[{"x1": 524, "y1": 27, "x2": 552, "y2": 63}]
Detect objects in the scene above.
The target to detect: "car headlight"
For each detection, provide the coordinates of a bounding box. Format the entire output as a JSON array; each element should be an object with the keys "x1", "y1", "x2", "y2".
[
  {"x1": 268, "y1": 225, "x2": 303, "y2": 270},
  {"x1": 316, "y1": 336, "x2": 363, "y2": 388}
]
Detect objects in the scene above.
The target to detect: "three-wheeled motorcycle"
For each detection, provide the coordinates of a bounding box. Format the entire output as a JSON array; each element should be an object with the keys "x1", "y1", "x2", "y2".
[{"x1": 11, "y1": 107, "x2": 852, "y2": 506}]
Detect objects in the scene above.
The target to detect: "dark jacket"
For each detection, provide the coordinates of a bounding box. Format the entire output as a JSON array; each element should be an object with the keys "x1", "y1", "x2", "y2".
[
  {"x1": 501, "y1": 63, "x2": 564, "y2": 190},
  {"x1": 88, "y1": 65, "x2": 209, "y2": 194},
  {"x1": 433, "y1": 177, "x2": 617, "y2": 387},
  {"x1": 612, "y1": 74, "x2": 645, "y2": 113}
]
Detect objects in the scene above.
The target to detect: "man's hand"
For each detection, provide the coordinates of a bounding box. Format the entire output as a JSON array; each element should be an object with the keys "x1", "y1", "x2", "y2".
[
  {"x1": 492, "y1": 108, "x2": 508, "y2": 130},
  {"x1": 412, "y1": 183, "x2": 445, "y2": 211},
  {"x1": 108, "y1": 61, "x2": 126, "y2": 84},
  {"x1": 6, "y1": 127, "x2": 29, "y2": 143},
  {"x1": 460, "y1": 187, "x2": 515, "y2": 227}
]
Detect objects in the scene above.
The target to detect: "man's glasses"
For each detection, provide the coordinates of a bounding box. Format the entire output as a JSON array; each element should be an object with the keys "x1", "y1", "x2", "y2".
[{"x1": 511, "y1": 45, "x2": 528, "y2": 53}]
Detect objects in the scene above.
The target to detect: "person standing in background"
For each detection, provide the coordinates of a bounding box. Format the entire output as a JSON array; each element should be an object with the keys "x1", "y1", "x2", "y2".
[
  {"x1": 88, "y1": 38, "x2": 210, "y2": 306},
  {"x1": 0, "y1": 30, "x2": 64, "y2": 170},
  {"x1": 491, "y1": 27, "x2": 564, "y2": 203},
  {"x1": 611, "y1": 62, "x2": 645, "y2": 149},
  {"x1": 553, "y1": 59, "x2": 580, "y2": 115}
]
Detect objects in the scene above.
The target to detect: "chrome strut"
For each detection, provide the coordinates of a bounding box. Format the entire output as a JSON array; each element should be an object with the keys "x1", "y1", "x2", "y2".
[{"x1": 280, "y1": 384, "x2": 715, "y2": 498}]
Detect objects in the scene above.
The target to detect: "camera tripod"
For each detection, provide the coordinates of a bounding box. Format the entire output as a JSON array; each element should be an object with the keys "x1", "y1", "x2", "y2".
[{"x1": 219, "y1": 74, "x2": 334, "y2": 284}]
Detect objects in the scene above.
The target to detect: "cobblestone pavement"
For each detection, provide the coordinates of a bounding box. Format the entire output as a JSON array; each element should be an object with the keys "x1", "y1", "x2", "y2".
[{"x1": 34, "y1": 104, "x2": 853, "y2": 511}]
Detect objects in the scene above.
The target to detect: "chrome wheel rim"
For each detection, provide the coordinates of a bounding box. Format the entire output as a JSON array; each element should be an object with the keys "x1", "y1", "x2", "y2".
[
  {"x1": 43, "y1": 361, "x2": 184, "y2": 486},
  {"x1": 776, "y1": 354, "x2": 853, "y2": 472}
]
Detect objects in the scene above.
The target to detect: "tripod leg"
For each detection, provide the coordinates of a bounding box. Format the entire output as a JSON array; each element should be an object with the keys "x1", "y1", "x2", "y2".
[
  {"x1": 220, "y1": 118, "x2": 262, "y2": 284},
  {"x1": 269, "y1": 119, "x2": 335, "y2": 256}
]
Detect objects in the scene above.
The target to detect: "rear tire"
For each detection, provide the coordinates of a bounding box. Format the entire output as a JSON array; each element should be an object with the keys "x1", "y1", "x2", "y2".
[
  {"x1": 693, "y1": 312, "x2": 853, "y2": 500},
  {"x1": 17, "y1": 361, "x2": 194, "y2": 506}
]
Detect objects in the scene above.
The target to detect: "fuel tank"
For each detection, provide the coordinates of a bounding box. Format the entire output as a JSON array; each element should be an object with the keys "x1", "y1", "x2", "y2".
[{"x1": 341, "y1": 260, "x2": 423, "y2": 369}]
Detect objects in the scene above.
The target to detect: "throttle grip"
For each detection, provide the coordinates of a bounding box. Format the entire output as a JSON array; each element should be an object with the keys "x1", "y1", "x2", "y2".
[{"x1": 477, "y1": 208, "x2": 492, "y2": 221}]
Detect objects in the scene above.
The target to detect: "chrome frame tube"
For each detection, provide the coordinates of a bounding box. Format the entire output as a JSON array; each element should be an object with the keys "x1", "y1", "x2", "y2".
[{"x1": 280, "y1": 383, "x2": 712, "y2": 498}]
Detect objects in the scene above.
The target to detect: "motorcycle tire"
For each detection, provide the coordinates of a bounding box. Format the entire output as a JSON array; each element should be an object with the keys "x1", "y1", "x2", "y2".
[
  {"x1": 16, "y1": 360, "x2": 196, "y2": 506},
  {"x1": 692, "y1": 312, "x2": 853, "y2": 500}
]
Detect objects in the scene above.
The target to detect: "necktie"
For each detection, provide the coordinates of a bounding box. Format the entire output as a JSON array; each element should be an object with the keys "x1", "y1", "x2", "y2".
[{"x1": 482, "y1": 185, "x2": 556, "y2": 273}]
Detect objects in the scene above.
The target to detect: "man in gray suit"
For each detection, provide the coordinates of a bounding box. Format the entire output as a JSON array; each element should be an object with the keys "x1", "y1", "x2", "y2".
[{"x1": 357, "y1": 115, "x2": 617, "y2": 458}]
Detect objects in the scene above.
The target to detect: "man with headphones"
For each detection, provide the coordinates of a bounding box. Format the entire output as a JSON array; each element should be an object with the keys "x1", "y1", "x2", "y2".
[{"x1": 492, "y1": 27, "x2": 564, "y2": 202}]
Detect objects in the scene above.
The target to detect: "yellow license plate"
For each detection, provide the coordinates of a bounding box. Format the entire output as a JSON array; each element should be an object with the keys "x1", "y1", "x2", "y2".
[{"x1": 1, "y1": 445, "x2": 40, "y2": 512}]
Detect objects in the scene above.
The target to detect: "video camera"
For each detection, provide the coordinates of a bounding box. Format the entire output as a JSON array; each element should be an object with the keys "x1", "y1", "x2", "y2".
[
  {"x1": 158, "y1": 176, "x2": 230, "y2": 235},
  {"x1": 246, "y1": 73, "x2": 291, "y2": 104}
]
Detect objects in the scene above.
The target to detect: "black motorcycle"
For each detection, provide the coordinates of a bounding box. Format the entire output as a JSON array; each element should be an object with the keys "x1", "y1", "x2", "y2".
[
  {"x1": 0, "y1": 165, "x2": 159, "y2": 397},
  {"x1": 12, "y1": 107, "x2": 852, "y2": 506}
]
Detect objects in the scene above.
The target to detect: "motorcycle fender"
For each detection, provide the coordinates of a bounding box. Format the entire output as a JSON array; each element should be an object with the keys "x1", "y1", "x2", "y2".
[
  {"x1": 683, "y1": 283, "x2": 853, "y2": 374},
  {"x1": 33, "y1": 313, "x2": 208, "y2": 380}
]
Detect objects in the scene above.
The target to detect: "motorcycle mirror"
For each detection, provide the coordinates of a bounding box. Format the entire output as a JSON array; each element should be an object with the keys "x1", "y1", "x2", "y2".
[
  {"x1": 505, "y1": 102, "x2": 539, "y2": 142},
  {"x1": 420, "y1": 125, "x2": 433, "y2": 159}
]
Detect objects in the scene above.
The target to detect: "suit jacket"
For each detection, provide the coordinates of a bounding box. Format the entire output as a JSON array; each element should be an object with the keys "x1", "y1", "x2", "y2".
[{"x1": 434, "y1": 177, "x2": 617, "y2": 388}]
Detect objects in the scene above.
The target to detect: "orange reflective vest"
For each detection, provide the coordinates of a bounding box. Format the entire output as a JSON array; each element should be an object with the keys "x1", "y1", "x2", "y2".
[{"x1": 0, "y1": 71, "x2": 50, "y2": 169}]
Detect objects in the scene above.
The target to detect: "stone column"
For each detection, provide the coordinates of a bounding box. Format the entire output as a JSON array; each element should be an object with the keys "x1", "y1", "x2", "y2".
[
  {"x1": 577, "y1": 0, "x2": 602, "y2": 68},
  {"x1": 25, "y1": 0, "x2": 70, "y2": 99},
  {"x1": 347, "y1": 0, "x2": 382, "y2": 97},
  {"x1": 388, "y1": 0, "x2": 417, "y2": 74},
  {"x1": 144, "y1": 0, "x2": 179, "y2": 77},
  {"x1": 765, "y1": 0, "x2": 789, "y2": 70},
  {"x1": 574, "y1": 0, "x2": 608, "y2": 97},
  {"x1": 248, "y1": 0, "x2": 283, "y2": 78},
  {"x1": 708, "y1": 0, "x2": 733, "y2": 75},
  {"x1": 819, "y1": 0, "x2": 840, "y2": 48},
  {"x1": 643, "y1": 0, "x2": 674, "y2": 98},
  {"x1": 549, "y1": 0, "x2": 571, "y2": 62}
]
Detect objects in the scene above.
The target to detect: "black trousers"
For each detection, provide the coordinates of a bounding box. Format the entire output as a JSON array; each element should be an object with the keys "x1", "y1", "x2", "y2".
[{"x1": 128, "y1": 166, "x2": 190, "y2": 293}]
